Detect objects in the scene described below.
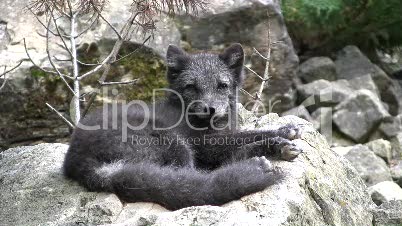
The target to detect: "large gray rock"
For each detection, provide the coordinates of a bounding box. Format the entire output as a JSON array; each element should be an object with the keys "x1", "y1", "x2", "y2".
[
  {"x1": 298, "y1": 57, "x2": 337, "y2": 83},
  {"x1": 373, "y1": 200, "x2": 402, "y2": 226},
  {"x1": 344, "y1": 145, "x2": 392, "y2": 186},
  {"x1": 379, "y1": 114, "x2": 402, "y2": 138},
  {"x1": 0, "y1": 112, "x2": 374, "y2": 226},
  {"x1": 333, "y1": 89, "x2": 390, "y2": 143},
  {"x1": 280, "y1": 105, "x2": 313, "y2": 122},
  {"x1": 391, "y1": 161, "x2": 402, "y2": 187},
  {"x1": 181, "y1": 0, "x2": 299, "y2": 113},
  {"x1": 335, "y1": 45, "x2": 402, "y2": 115},
  {"x1": 390, "y1": 132, "x2": 402, "y2": 159},
  {"x1": 364, "y1": 139, "x2": 393, "y2": 164},
  {"x1": 368, "y1": 181, "x2": 402, "y2": 206},
  {"x1": 297, "y1": 79, "x2": 353, "y2": 109},
  {"x1": 346, "y1": 74, "x2": 379, "y2": 96}
]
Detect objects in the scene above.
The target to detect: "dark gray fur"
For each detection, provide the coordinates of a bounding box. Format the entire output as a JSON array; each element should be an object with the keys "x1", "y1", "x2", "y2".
[{"x1": 63, "y1": 44, "x2": 303, "y2": 210}]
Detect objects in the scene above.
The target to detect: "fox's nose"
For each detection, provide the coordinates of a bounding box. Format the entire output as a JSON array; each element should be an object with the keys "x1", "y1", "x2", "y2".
[{"x1": 203, "y1": 106, "x2": 216, "y2": 115}]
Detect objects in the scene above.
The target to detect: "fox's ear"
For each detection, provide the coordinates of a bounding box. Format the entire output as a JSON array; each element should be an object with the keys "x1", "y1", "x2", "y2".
[
  {"x1": 166, "y1": 44, "x2": 187, "y2": 68},
  {"x1": 219, "y1": 43, "x2": 244, "y2": 70}
]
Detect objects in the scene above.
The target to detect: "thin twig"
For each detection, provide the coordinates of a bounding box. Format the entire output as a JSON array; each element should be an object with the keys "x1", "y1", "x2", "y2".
[
  {"x1": 100, "y1": 79, "x2": 140, "y2": 86},
  {"x1": 1, "y1": 61, "x2": 24, "y2": 91},
  {"x1": 91, "y1": 2, "x2": 122, "y2": 40},
  {"x1": 239, "y1": 88, "x2": 255, "y2": 99},
  {"x1": 45, "y1": 103, "x2": 74, "y2": 128},
  {"x1": 252, "y1": 47, "x2": 268, "y2": 61},
  {"x1": 251, "y1": 13, "x2": 272, "y2": 113},
  {"x1": 50, "y1": 9, "x2": 73, "y2": 58},
  {"x1": 29, "y1": 8, "x2": 70, "y2": 38},
  {"x1": 45, "y1": 14, "x2": 76, "y2": 95},
  {"x1": 112, "y1": 35, "x2": 152, "y2": 64},
  {"x1": 245, "y1": 66, "x2": 265, "y2": 81},
  {"x1": 77, "y1": 59, "x2": 102, "y2": 66},
  {"x1": 75, "y1": 14, "x2": 100, "y2": 38},
  {"x1": 23, "y1": 38, "x2": 74, "y2": 80}
]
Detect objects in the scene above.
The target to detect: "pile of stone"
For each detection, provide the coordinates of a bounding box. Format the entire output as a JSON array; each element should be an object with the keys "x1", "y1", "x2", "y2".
[{"x1": 282, "y1": 45, "x2": 402, "y2": 219}]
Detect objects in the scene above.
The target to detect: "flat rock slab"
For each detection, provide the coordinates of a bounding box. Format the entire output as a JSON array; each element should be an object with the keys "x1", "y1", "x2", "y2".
[{"x1": 0, "y1": 114, "x2": 375, "y2": 226}]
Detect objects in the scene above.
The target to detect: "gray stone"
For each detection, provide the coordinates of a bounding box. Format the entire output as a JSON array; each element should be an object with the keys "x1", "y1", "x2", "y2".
[
  {"x1": 368, "y1": 181, "x2": 402, "y2": 206},
  {"x1": 391, "y1": 161, "x2": 402, "y2": 187},
  {"x1": 311, "y1": 107, "x2": 352, "y2": 147},
  {"x1": 330, "y1": 130, "x2": 356, "y2": 147},
  {"x1": 373, "y1": 200, "x2": 402, "y2": 226},
  {"x1": 390, "y1": 132, "x2": 402, "y2": 159},
  {"x1": 344, "y1": 145, "x2": 392, "y2": 186},
  {"x1": 379, "y1": 114, "x2": 402, "y2": 138},
  {"x1": 335, "y1": 46, "x2": 387, "y2": 82},
  {"x1": 281, "y1": 105, "x2": 313, "y2": 122},
  {"x1": 333, "y1": 89, "x2": 390, "y2": 142},
  {"x1": 297, "y1": 79, "x2": 353, "y2": 109},
  {"x1": 335, "y1": 45, "x2": 402, "y2": 115},
  {"x1": 0, "y1": 111, "x2": 374, "y2": 226},
  {"x1": 298, "y1": 57, "x2": 337, "y2": 83},
  {"x1": 377, "y1": 48, "x2": 402, "y2": 76},
  {"x1": 364, "y1": 139, "x2": 393, "y2": 164},
  {"x1": 332, "y1": 146, "x2": 353, "y2": 156},
  {"x1": 346, "y1": 74, "x2": 379, "y2": 96}
]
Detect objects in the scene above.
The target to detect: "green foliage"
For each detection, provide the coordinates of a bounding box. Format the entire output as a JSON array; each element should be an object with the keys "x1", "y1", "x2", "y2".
[
  {"x1": 282, "y1": 0, "x2": 402, "y2": 53},
  {"x1": 119, "y1": 49, "x2": 167, "y2": 102}
]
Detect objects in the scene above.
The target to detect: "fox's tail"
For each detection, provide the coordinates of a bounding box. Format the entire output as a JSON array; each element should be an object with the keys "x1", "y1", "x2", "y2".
[{"x1": 64, "y1": 157, "x2": 282, "y2": 210}]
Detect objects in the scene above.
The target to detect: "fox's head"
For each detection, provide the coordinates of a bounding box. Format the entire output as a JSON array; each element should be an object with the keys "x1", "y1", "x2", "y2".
[{"x1": 166, "y1": 44, "x2": 244, "y2": 120}]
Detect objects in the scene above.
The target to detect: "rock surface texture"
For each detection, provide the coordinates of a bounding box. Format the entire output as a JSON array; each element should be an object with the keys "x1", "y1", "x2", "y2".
[{"x1": 0, "y1": 111, "x2": 375, "y2": 226}]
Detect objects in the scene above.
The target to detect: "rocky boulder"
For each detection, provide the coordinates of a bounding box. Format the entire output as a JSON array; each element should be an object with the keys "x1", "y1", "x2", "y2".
[
  {"x1": 298, "y1": 57, "x2": 337, "y2": 83},
  {"x1": 368, "y1": 181, "x2": 402, "y2": 206},
  {"x1": 373, "y1": 200, "x2": 402, "y2": 226},
  {"x1": 344, "y1": 145, "x2": 392, "y2": 186},
  {"x1": 391, "y1": 161, "x2": 402, "y2": 187},
  {"x1": 335, "y1": 45, "x2": 402, "y2": 115},
  {"x1": 379, "y1": 114, "x2": 402, "y2": 138},
  {"x1": 297, "y1": 79, "x2": 353, "y2": 109},
  {"x1": 364, "y1": 139, "x2": 393, "y2": 164},
  {"x1": 333, "y1": 89, "x2": 390, "y2": 143},
  {"x1": 0, "y1": 111, "x2": 375, "y2": 226}
]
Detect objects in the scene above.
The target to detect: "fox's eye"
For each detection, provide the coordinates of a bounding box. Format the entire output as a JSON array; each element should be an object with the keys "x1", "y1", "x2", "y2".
[
  {"x1": 185, "y1": 84, "x2": 196, "y2": 90},
  {"x1": 218, "y1": 83, "x2": 229, "y2": 89}
]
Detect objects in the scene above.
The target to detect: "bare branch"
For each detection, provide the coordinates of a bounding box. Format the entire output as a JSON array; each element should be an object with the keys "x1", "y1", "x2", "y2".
[
  {"x1": 0, "y1": 61, "x2": 23, "y2": 78},
  {"x1": 77, "y1": 59, "x2": 102, "y2": 66},
  {"x1": 245, "y1": 65, "x2": 265, "y2": 81},
  {"x1": 100, "y1": 79, "x2": 139, "y2": 86},
  {"x1": 23, "y1": 38, "x2": 73, "y2": 80},
  {"x1": 251, "y1": 13, "x2": 272, "y2": 113},
  {"x1": 112, "y1": 35, "x2": 151, "y2": 64},
  {"x1": 253, "y1": 47, "x2": 268, "y2": 61},
  {"x1": 45, "y1": 14, "x2": 76, "y2": 95},
  {"x1": 50, "y1": 9, "x2": 73, "y2": 58},
  {"x1": 91, "y1": 2, "x2": 122, "y2": 40},
  {"x1": 54, "y1": 56, "x2": 72, "y2": 62},
  {"x1": 0, "y1": 62, "x2": 22, "y2": 91},
  {"x1": 77, "y1": 53, "x2": 113, "y2": 80},
  {"x1": 75, "y1": 14, "x2": 99, "y2": 38},
  {"x1": 29, "y1": 7, "x2": 70, "y2": 38},
  {"x1": 239, "y1": 88, "x2": 256, "y2": 99},
  {"x1": 45, "y1": 103, "x2": 74, "y2": 129}
]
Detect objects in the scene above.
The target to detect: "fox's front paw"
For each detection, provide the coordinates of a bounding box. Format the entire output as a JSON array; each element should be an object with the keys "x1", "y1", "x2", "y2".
[
  {"x1": 249, "y1": 156, "x2": 274, "y2": 172},
  {"x1": 278, "y1": 124, "x2": 303, "y2": 140},
  {"x1": 280, "y1": 141, "x2": 303, "y2": 161}
]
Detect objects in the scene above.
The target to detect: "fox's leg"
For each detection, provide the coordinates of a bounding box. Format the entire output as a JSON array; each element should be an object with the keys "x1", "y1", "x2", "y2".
[
  {"x1": 196, "y1": 124, "x2": 304, "y2": 167},
  {"x1": 234, "y1": 137, "x2": 303, "y2": 161},
  {"x1": 98, "y1": 156, "x2": 282, "y2": 210}
]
